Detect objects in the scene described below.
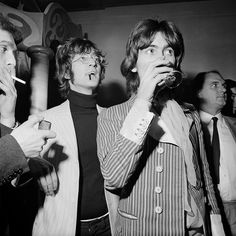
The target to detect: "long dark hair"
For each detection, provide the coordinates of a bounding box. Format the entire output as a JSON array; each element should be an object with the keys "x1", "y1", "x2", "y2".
[{"x1": 120, "y1": 18, "x2": 184, "y2": 96}]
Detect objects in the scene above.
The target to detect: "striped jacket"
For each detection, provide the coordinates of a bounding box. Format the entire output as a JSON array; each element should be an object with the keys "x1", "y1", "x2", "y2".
[{"x1": 97, "y1": 96, "x2": 220, "y2": 236}]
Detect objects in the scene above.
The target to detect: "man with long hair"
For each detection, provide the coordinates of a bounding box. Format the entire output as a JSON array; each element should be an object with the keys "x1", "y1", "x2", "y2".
[
  {"x1": 33, "y1": 38, "x2": 113, "y2": 236},
  {"x1": 97, "y1": 18, "x2": 224, "y2": 235}
]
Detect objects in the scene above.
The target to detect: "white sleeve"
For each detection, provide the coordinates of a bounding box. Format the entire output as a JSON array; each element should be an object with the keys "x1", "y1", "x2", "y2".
[
  {"x1": 210, "y1": 214, "x2": 225, "y2": 236},
  {"x1": 120, "y1": 98, "x2": 154, "y2": 145}
]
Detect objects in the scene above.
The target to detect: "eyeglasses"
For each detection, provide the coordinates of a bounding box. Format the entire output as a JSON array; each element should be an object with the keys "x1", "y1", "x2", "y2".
[
  {"x1": 164, "y1": 70, "x2": 184, "y2": 89},
  {"x1": 72, "y1": 55, "x2": 101, "y2": 65}
]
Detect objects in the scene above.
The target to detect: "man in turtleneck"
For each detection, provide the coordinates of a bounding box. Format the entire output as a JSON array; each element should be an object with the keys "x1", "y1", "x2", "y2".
[
  {"x1": 32, "y1": 38, "x2": 116, "y2": 236},
  {"x1": 193, "y1": 70, "x2": 236, "y2": 236}
]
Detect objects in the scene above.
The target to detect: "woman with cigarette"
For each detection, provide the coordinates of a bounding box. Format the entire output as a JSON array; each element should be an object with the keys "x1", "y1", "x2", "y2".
[{"x1": 33, "y1": 38, "x2": 115, "y2": 236}]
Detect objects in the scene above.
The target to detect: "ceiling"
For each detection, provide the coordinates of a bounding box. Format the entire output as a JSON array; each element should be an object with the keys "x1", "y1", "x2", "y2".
[{"x1": 0, "y1": 0, "x2": 207, "y2": 12}]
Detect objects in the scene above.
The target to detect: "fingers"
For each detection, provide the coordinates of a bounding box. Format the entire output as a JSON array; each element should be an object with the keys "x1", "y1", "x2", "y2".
[
  {"x1": 38, "y1": 168, "x2": 58, "y2": 196},
  {"x1": 0, "y1": 66, "x2": 16, "y2": 94},
  {"x1": 40, "y1": 130, "x2": 56, "y2": 140},
  {"x1": 28, "y1": 114, "x2": 44, "y2": 121},
  {"x1": 148, "y1": 59, "x2": 174, "y2": 79},
  {"x1": 137, "y1": 59, "x2": 175, "y2": 101}
]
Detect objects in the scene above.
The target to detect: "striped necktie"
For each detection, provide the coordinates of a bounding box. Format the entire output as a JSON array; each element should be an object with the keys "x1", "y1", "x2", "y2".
[{"x1": 212, "y1": 117, "x2": 220, "y2": 184}]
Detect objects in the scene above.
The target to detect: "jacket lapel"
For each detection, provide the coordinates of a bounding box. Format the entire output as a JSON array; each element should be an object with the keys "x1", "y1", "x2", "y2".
[{"x1": 224, "y1": 116, "x2": 236, "y2": 141}]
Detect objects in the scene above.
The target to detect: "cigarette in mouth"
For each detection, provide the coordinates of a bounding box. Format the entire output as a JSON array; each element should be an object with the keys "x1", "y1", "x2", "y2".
[
  {"x1": 11, "y1": 76, "x2": 26, "y2": 84},
  {"x1": 89, "y1": 74, "x2": 91, "y2": 80}
]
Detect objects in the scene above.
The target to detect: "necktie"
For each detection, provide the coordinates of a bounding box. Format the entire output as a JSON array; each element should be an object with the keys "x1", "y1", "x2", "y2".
[{"x1": 212, "y1": 117, "x2": 220, "y2": 184}]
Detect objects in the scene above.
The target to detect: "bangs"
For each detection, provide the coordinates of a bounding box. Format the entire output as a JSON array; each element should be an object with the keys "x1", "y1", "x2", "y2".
[
  {"x1": 159, "y1": 23, "x2": 183, "y2": 58},
  {"x1": 137, "y1": 30, "x2": 156, "y2": 50},
  {"x1": 70, "y1": 42, "x2": 102, "y2": 59},
  {"x1": 70, "y1": 43, "x2": 93, "y2": 55}
]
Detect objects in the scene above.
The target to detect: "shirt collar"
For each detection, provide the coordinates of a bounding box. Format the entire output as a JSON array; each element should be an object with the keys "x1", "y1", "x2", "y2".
[{"x1": 199, "y1": 110, "x2": 223, "y2": 124}]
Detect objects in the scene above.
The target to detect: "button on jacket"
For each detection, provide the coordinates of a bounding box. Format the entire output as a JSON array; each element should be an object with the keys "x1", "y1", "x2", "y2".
[{"x1": 97, "y1": 96, "x2": 220, "y2": 236}]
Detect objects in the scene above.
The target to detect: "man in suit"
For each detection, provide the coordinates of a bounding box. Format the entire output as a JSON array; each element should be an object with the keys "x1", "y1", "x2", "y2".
[
  {"x1": 97, "y1": 18, "x2": 224, "y2": 235},
  {"x1": 33, "y1": 38, "x2": 115, "y2": 236},
  {"x1": 193, "y1": 70, "x2": 236, "y2": 236},
  {"x1": 0, "y1": 15, "x2": 56, "y2": 185},
  {"x1": 0, "y1": 14, "x2": 57, "y2": 236}
]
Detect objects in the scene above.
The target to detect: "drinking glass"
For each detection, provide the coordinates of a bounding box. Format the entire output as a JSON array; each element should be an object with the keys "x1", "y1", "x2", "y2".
[{"x1": 164, "y1": 70, "x2": 184, "y2": 89}]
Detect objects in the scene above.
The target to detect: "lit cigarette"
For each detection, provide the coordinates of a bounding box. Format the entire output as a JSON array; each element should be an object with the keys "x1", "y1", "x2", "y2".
[{"x1": 11, "y1": 76, "x2": 26, "y2": 84}]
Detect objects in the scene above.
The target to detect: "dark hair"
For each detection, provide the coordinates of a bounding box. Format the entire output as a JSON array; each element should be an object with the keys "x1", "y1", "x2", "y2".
[
  {"x1": 222, "y1": 79, "x2": 236, "y2": 116},
  {"x1": 120, "y1": 18, "x2": 184, "y2": 96},
  {"x1": 0, "y1": 14, "x2": 22, "y2": 43},
  {"x1": 55, "y1": 37, "x2": 106, "y2": 98},
  {"x1": 192, "y1": 70, "x2": 223, "y2": 108}
]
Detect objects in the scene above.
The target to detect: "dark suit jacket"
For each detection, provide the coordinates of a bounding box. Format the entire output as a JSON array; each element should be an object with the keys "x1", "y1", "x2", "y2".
[
  {"x1": 202, "y1": 115, "x2": 236, "y2": 182},
  {"x1": 201, "y1": 114, "x2": 236, "y2": 235},
  {"x1": 0, "y1": 124, "x2": 27, "y2": 185},
  {"x1": 224, "y1": 116, "x2": 236, "y2": 139}
]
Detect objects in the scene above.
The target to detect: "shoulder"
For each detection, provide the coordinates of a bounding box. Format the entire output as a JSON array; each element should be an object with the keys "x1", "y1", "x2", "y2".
[
  {"x1": 38, "y1": 101, "x2": 72, "y2": 130},
  {"x1": 98, "y1": 98, "x2": 132, "y2": 122},
  {"x1": 97, "y1": 104, "x2": 106, "y2": 114},
  {"x1": 41, "y1": 100, "x2": 69, "y2": 117},
  {"x1": 180, "y1": 102, "x2": 202, "y2": 125},
  {"x1": 181, "y1": 102, "x2": 196, "y2": 112},
  {"x1": 224, "y1": 115, "x2": 236, "y2": 122},
  {"x1": 0, "y1": 123, "x2": 12, "y2": 136},
  {"x1": 223, "y1": 115, "x2": 236, "y2": 127}
]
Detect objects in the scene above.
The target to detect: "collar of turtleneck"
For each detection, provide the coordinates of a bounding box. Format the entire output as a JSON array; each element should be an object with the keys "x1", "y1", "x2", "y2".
[{"x1": 68, "y1": 89, "x2": 97, "y2": 109}]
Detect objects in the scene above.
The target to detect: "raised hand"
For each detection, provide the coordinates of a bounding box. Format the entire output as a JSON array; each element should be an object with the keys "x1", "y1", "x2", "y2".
[
  {"x1": 135, "y1": 58, "x2": 173, "y2": 104},
  {"x1": 11, "y1": 115, "x2": 56, "y2": 158}
]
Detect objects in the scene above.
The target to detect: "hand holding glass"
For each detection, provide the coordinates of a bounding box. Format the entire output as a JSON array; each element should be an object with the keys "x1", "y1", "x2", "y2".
[{"x1": 163, "y1": 70, "x2": 184, "y2": 89}]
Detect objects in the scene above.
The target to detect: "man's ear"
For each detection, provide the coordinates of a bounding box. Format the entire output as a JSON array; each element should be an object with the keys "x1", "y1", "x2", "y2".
[
  {"x1": 198, "y1": 91, "x2": 203, "y2": 99},
  {"x1": 131, "y1": 68, "x2": 137, "y2": 73}
]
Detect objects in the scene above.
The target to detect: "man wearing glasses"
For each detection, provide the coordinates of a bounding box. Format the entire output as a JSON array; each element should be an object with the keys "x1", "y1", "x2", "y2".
[
  {"x1": 97, "y1": 18, "x2": 224, "y2": 235},
  {"x1": 32, "y1": 38, "x2": 113, "y2": 236}
]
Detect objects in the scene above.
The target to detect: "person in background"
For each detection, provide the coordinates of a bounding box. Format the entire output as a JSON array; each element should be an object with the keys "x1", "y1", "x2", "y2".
[
  {"x1": 97, "y1": 18, "x2": 225, "y2": 235},
  {"x1": 193, "y1": 70, "x2": 236, "y2": 236},
  {"x1": 33, "y1": 37, "x2": 115, "y2": 236},
  {"x1": 222, "y1": 79, "x2": 236, "y2": 117}
]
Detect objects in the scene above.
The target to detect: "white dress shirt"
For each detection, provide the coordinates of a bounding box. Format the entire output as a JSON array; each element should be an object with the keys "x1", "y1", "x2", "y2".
[{"x1": 199, "y1": 110, "x2": 236, "y2": 202}]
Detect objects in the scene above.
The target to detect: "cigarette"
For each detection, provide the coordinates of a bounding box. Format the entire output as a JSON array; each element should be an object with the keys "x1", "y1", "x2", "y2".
[
  {"x1": 89, "y1": 74, "x2": 91, "y2": 80},
  {"x1": 11, "y1": 76, "x2": 26, "y2": 84}
]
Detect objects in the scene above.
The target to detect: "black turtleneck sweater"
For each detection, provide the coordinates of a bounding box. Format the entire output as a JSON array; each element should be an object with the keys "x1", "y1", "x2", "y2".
[{"x1": 68, "y1": 90, "x2": 108, "y2": 220}]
